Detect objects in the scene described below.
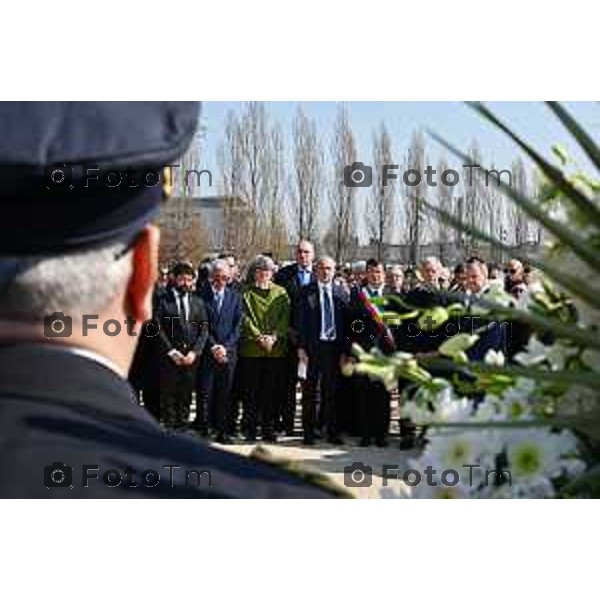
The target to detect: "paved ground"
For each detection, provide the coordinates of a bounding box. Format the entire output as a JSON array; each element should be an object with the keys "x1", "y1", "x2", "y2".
[
  {"x1": 156, "y1": 392, "x2": 419, "y2": 498},
  {"x1": 208, "y1": 435, "x2": 419, "y2": 498}
]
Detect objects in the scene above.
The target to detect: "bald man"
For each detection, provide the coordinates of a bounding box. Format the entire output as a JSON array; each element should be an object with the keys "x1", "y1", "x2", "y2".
[{"x1": 274, "y1": 240, "x2": 317, "y2": 435}]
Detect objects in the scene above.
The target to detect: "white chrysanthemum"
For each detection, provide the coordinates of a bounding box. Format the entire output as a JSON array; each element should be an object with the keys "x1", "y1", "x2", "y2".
[
  {"x1": 474, "y1": 395, "x2": 504, "y2": 421},
  {"x1": 434, "y1": 395, "x2": 473, "y2": 422},
  {"x1": 581, "y1": 348, "x2": 600, "y2": 372},
  {"x1": 420, "y1": 431, "x2": 499, "y2": 476},
  {"x1": 505, "y1": 428, "x2": 579, "y2": 483},
  {"x1": 491, "y1": 476, "x2": 556, "y2": 499},
  {"x1": 411, "y1": 481, "x2": 473, "y2": 499},
  {"x1": 558, "y1": 384, "x2": 599, "y2": 416}
]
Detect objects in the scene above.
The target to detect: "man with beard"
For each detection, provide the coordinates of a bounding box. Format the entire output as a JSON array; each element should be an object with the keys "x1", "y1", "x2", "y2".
[{"x1": 156, "y1": 262, "x2": 210, "y2": 430}]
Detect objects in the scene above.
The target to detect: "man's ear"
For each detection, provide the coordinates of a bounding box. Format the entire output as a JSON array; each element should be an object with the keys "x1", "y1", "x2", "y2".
[{"x1": 126, "y1": 225, "x2": 160, "y2": 324}]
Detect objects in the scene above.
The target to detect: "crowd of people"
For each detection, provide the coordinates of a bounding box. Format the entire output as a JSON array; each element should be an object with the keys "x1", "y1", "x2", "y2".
[{"x1": 130, "y1": 241, "x2": 539, "y2": 448}]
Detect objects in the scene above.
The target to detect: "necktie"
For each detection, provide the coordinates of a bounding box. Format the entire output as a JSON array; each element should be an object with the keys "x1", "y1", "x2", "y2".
[
  {"x1": 323, "y1": 288, "x2": 334, "y2": 339},
  {"x1": 176, "y1": 291, "x2": 189, "y2": 323},
  {"x1": 216, "y1": 292, "x2": 223, "y2": 314}
]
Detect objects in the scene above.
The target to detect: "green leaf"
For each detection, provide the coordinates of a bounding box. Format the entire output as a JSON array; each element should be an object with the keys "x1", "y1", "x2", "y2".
[
  {"x1": 546, "y1": 102, "x2": 600, "y2": 174},
  {"x1": 418, "y1": 306, "x2": 450, "y2": 331},
  {"x1": 422, "y1": 198, "x2": 600, "y2": 315},
  {"x1": 438, "y1": 333, "x2": 479, "y2": 358},
  {"x1": 428, "y1": 129, "x2": 600, "y2": 275},
  {"x1": 552, "y1": 144, "x2": 569, "y2": 166},
  {"x1": 468, "y1": 101, "x2": 600, "y2": 230},
  {"x1": 420, "y1": 356, "x2": 600, "y2": 390}
]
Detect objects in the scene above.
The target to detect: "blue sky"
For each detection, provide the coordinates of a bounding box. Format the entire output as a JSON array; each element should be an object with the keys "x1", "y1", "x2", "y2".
[{"x1": 199, "y1": 101, "x2": 599, "y2": 182}]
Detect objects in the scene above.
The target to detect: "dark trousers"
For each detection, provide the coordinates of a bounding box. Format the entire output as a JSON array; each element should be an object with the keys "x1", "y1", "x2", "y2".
[
  {"x1": 354, "y1": 375, "x2": 390, "y2": 442},
  {"x1": 240, "y1": 356, "x2": 285, "y2": 439},
  {"x1": 280, "y1": 350, "x2": 299, "y2": 432},
  {"x1": 197, "y1": 354, "x2": 237, "y2": 436},
  {"x1": 159, "y1": 356, "x2": 198, "y2": 428},
  {"x1": 194, "y1": 352, "x2": 212, "y2": 431},
  {"x1": 303, "y1": 342, "x2": 341, "y2": 440}
]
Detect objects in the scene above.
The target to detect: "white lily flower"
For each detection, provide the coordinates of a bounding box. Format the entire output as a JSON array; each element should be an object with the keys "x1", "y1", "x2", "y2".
[
  {"x1": 484, "y1": 349, "x2": 505, "y2": 366},
  {"x1": 514, "y1": 336, "x2": 549, "y2": 367}
]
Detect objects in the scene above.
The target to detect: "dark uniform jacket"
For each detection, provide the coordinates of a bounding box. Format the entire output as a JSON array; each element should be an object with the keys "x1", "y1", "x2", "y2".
[
  {"x1": 274, "y1": 263, "x2": 317, "y2": 345},
  {"x1": 155, "y1": 287, "x2": 209, "y2": 357},
  {"x1": 297, "y1": 282, "x2": 348, "y2": 356},
  {"x1": 0, "y1": 344, "x2": 339, "y2": 498}
]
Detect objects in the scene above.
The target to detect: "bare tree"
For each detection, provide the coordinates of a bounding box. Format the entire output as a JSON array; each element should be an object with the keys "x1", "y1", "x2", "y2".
[
  {"x1": 292, "y1": 106, "x2": 323, "y2": 242},
  {"x1": 158, "y1": 196, "x2": 210, "y2": 265},
  {"x1": 327, "y1": 104, "x2": 357, "y2": 264},
  {"x1": 509, "y1": 158, "x2": 531, "y2": 246},
  {"x1": 404, "y1": 130, "x2": 427, "y2": 265},
  {"x1": 462, "y1": 140, "x2": 487, "y2": 256},
  {"x1": 436, "y1": 156, "x2": 454, "y2": 263},
  {"x1": 219, "y1": 109, "x2": 252, "y2": 258},
  {"x1": 260, "y1": 122, "x2": 289, "y2": 257},
  {"x1": 218, "y1": 102, "x2": 290, "y2": 260},
  {"x1": 368, "y1": 122, "x2": 395, "y2": 261}
]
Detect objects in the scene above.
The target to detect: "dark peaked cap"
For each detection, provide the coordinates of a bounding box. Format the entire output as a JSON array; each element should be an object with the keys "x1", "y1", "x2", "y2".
[{"x1": 0, "y1": 101, "x2": 200, "y2": 255}]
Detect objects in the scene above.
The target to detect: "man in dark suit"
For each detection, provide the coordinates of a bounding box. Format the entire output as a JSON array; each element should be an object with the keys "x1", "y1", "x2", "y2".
[
  {"x1": 156, "y1": 262, "x2": 209, "y2": 430},
  {"x1": 346, "y1": 258, "x2": 396, "y2": 447},
  {"x1": 297, "y1": 256, "x2": 348, "y2": 445},
  {"x1": 196, "y1": 259, "x2": 242, "y2": 444},
  {"x1": 462, "y1": 258, "x2": 509, "y2": 361},
  {"x1": 273, "y1": 240, "x2": 317, "y2": 435},
  {"x1": 0, "y1": 102, "x2": 342, "y2": 498}
]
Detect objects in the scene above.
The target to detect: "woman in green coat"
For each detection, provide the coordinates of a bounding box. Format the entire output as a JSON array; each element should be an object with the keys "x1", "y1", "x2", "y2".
[{"x1": 239, "y1": 255, "x2": 290, "y2": 442}]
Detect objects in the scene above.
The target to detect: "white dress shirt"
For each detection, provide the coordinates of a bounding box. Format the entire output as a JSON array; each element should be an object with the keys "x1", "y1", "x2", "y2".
[{"x1": 318, "y1": 282, "x2": 336, "y2": 341}]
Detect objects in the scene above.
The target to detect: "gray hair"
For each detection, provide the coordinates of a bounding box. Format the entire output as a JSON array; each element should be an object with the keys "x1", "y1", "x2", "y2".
[
  {"x1": 211, "y1": 258, "x2": 230, "y2": 274},
  {"x1": 317, "y1": 255, "x2": 336, "y2": 268},
  {"x1": 251, "y1": 255, "x2": 276, "y2": 272},
  {"x1": 387, "y1": 264, "x2": 404, "y2": 276},
  {"x1": 422, "y1": 256, "x2": 440, "y2": 268},
  {"x1": 0, "y1": 242, "x2": 133, "y2": 321}
]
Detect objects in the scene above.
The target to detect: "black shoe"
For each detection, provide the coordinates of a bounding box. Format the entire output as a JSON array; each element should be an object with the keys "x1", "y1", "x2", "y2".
[
  {"x1": 359, "y1": 437, "x2": 371, "y2": 447},
  {"x1": 399, "y1": 437, "x2": 416, "y2": 450},
  {"x1": 190, "y1": 422, "x2": 209, "y2": 436},
  {"x1": 244, "y1": 434, "x2": 257, "y2": 443},
  {"x1": 375, "y1": 437, "x2": 388, "y2": 448},
  {"x1": 327, "y1": 436, "x2": 345, "y2": 446},
  {"x1": 262, "y1": 433, "x2": 277, "y2": 443}
]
